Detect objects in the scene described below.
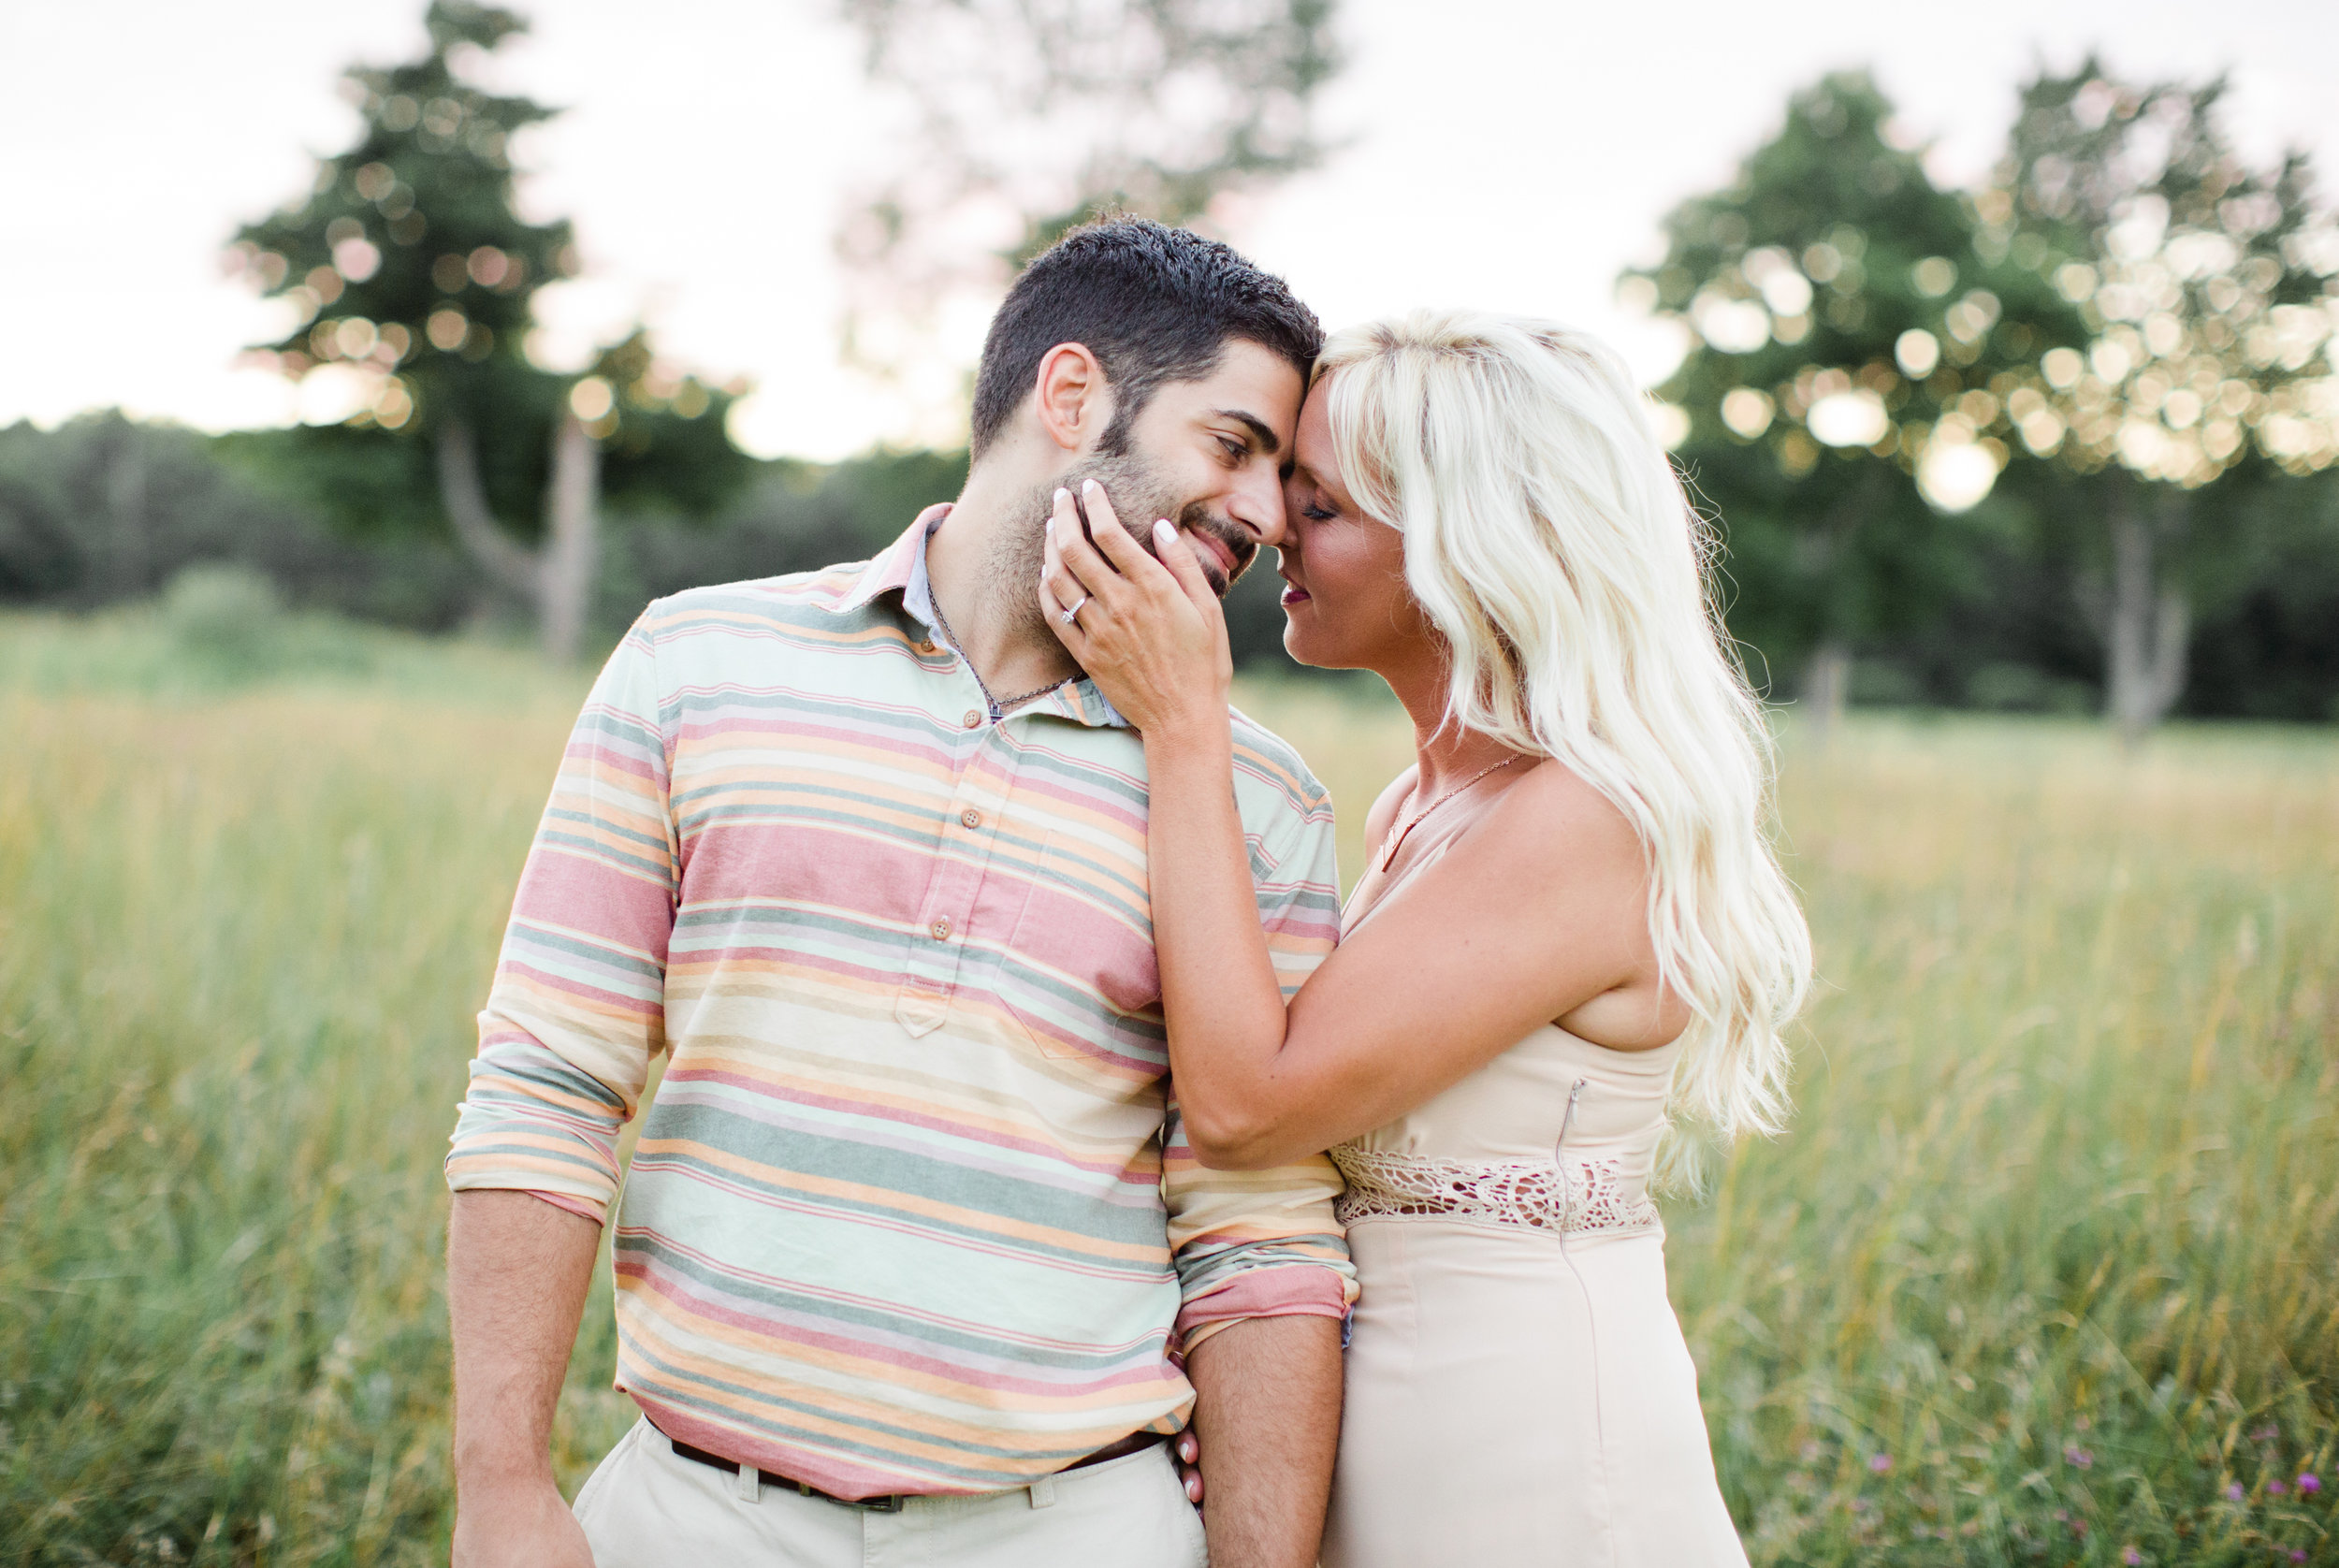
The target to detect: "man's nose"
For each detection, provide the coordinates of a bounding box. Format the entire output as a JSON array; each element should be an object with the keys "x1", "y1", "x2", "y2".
[{"x1": 1228, "y1": 463, "x2": 1287, "y2": 547}]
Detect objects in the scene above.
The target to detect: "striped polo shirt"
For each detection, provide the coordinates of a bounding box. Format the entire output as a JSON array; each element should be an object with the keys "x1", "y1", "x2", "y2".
[{"x1": 446, "y1": 507, "x2": 1356, "y2": 1499}]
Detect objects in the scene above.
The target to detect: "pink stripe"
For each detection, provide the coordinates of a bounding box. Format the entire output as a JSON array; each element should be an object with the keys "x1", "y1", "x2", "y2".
[
  {"x1": 658, "y1": 1067, "x2": 1160, "y2": 1184},
  {"x1": 617, "y1": 1255, "x2": 1171, "y2": 1398}
]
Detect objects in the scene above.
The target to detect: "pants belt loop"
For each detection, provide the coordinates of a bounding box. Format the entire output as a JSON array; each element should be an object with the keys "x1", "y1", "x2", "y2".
[
  {"x1": 1027, "y1": 1473, "x2": 1057, "y2": 1510},
  {"x1": 736, "y1": 1461, "x2": 761, "y2": 1503}
]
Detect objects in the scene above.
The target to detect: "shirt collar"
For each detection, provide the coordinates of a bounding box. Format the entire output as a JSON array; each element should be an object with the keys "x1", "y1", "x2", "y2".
[{"x1": 835, "y1": 504, "x2": 1130, "y2": 731}]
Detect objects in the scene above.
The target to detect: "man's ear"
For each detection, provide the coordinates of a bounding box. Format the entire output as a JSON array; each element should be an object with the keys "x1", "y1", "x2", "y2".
[{"x1": 1032, "y1": 342, "x2": 1112, "y2": 454}]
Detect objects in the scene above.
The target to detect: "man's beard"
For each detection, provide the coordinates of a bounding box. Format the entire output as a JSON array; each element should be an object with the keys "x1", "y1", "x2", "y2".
[{"x1": 989, "y1": 449, "x2": 1257, "y2": 633}]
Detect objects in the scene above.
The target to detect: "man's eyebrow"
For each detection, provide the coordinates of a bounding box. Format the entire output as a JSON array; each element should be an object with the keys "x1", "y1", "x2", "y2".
[{"x1": 1212, "y1": 408, "x2": 1282, "y2": 457}]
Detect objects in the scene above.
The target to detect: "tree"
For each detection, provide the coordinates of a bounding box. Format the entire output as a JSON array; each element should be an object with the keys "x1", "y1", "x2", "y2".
[
  {"x1": 1993, "y1": 61, "x2": 2339, "y2": 743},
  {"x1": 231, "y1": 1, "x2": 748, "y2": 658},
  {"x1": 1627, "y1": 72, "x2": 2085, "y2": 732},
  {"x1": 834, "y1": 0, "x2": 1343, "y2": 377}
]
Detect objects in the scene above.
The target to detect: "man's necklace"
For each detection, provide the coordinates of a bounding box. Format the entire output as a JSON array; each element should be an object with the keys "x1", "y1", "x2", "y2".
[
  {"x1": 926, "y1": 593, "x2": 1070, "y2": 721},
  {"x1": 1376, "y1": 756, "x2": 1526, "y2": 873}
]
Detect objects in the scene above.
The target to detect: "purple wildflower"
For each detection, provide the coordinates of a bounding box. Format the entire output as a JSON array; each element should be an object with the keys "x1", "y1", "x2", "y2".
[
  {"x1": 1868, "y1": 1453, "x2": 1893, "y2": 1474},
  {"x1": 2121, "y1": 1549, "x2": 2142, "y2": 1566},
  {"x1": 2066, "y1": 1446, "x2": 2095, "y2": 1469},
  {"x1": 2226, "y1": 1482, "x2": 2246, "y2": 1502},
  {"x1": 2269, "y1": 1479, "x2": 2287, "y2": 1495},
  {"x1": 2298, "y1": 1474, "x2": 2320, "y2": 1494},
  {"x1": 2252, "y1": 1425, "x2": 2279, "y2": 1441},
  {"x1": 2289, "y1": 1553, "x2": 2306, "y2": 1564}
]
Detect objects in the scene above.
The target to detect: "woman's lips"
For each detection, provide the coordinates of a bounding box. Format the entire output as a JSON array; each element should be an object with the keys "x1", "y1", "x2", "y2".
[{"x1": 1279, "y1": 577, "x2": 1311, "y2": 605}]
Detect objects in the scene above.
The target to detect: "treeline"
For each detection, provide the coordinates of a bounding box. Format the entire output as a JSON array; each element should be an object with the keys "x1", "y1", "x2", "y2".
[
  {"x1": 7, "y1": 5, "x2": 2337, "y2": 724},
  {"x1": 3, "y1": 407, "x2": 2332, "y2": 720},
  {"x1": 1644, "y1": 66, "x2": 2339, "y2": 732}
]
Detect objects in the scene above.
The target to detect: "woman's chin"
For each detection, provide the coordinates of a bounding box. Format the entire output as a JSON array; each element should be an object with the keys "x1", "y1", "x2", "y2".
[{"x1": 1280, "y1": 615, "x2": 1336, "y2": 670}]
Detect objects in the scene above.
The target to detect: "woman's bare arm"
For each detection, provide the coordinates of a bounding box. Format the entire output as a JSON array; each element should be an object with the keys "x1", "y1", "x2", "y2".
[{"x1": 1044, "y1": 486, "x2": 1678, "y2": 1169}]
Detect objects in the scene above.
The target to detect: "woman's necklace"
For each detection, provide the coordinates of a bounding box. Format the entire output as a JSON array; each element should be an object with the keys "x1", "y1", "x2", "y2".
[
  {"x1": 1376, "y1": 756, "x2": 1526, "y2": 873},
  {"x1": 927, "y1": 592, "x2": 1069, "y2": 721}
]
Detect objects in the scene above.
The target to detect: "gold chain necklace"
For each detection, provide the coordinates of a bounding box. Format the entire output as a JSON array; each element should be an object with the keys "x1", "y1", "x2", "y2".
[{"x1": 1376, "y1": 756, "x2": 1525, "y2": 873}]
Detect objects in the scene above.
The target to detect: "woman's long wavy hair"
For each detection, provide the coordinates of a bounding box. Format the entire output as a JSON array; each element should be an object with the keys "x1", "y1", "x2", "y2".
[{"x1": 1315, "y1": 310, "x2": 1811, "y2": 1173}]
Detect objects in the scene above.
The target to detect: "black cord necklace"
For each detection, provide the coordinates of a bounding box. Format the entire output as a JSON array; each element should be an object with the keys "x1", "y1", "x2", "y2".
[{"x1": 926, "y1": 591, "x2": 1070, "y2": 721}]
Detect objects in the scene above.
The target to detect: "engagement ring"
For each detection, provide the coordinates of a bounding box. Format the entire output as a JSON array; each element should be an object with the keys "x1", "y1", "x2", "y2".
[{"x1": 1060, "y1": 595, "x2": 1088, "y2": 626}]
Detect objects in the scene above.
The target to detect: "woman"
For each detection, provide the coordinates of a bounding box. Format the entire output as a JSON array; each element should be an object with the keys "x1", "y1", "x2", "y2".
[{"x1": 1037, "y1": 310, "x2": 1811, "y2": 1565}]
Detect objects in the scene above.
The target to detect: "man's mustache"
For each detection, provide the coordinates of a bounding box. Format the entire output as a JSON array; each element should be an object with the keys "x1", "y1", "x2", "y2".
[{"x1": 1170, "y1": 503, "x2": 1257, "y2": 589}]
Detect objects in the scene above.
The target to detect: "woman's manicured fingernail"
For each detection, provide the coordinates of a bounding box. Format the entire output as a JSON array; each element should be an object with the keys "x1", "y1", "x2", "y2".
[
  {"x1": 1155, "y1": 520, "x2": 1176, "y2": 544},
  {"x1": 1053, "y1": 486, "x2": 1069, "y2": 503},
  {"x1": 1083, "y1": 478, "x2": 1101, "y2": 494}
]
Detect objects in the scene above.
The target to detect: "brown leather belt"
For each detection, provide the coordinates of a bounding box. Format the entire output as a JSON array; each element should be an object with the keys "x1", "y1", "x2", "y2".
[{"x1": 653, "y1": 1422, "x2": 1165, "y2": 1512}]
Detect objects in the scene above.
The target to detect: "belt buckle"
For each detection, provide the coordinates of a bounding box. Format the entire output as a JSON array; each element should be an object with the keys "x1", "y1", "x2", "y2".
[{"x1": 798, "y1": 1480, "x2": 907, "y2": 1513}]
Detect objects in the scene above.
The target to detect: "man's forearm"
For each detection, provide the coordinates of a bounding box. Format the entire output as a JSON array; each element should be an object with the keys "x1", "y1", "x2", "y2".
[
  {"x1": 1185, "y1": 1314, "x2": 1344, "y2": 1568},
  {"x1": 447, "y1": 1189, "x2": 602, "y2": 1488}
]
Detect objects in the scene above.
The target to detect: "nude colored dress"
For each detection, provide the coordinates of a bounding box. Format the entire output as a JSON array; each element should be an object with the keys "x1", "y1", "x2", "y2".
[{"x1": 1319, "y1": 801, "x2": 1749, "y2": 1568}]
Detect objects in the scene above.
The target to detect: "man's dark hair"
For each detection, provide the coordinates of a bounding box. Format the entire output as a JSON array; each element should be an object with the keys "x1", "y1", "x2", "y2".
[{"x1": 968, "y1": 216, "x2": 1323, "y2": 458}]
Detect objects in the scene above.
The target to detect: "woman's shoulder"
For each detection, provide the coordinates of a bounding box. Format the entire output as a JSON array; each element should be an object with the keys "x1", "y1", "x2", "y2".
[{"x1": 1488, "y1": 757, "x2": 1645, "y2": 877}]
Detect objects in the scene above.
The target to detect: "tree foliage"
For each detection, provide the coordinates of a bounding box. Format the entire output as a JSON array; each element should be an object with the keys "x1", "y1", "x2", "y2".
[
  {"x1": 835, "y1": 0, "x2": 1343, "y2": 366},
  {"x1": 1630, "y1": 72, "x2": 2084, "y2": 710},
  {"x1": 230, "y1": 1, "x2": 748, "y2": 656},
  {"x1": 1634, "y1": 65, "x2": 2339, "y2": 735},
  {"x1": 1986, "y1": 60, "x2": 2339, "y2": 738}
]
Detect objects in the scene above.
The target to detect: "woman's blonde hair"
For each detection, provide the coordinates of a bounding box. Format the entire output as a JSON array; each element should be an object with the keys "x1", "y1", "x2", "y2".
[{"x1": 1315, "y1": 310, "x2": 1811, "y2": 1167}]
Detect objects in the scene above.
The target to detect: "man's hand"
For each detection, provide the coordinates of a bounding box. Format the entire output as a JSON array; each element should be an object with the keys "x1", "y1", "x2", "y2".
[
  {"x1": 448, "y1": 1189, "x2": 603, "y2": 1567},
  {"x1": 452, "y1": 1476, "x2": 595, "y2": 1568},
  {"x1": 1184, "y1": 1314, "x2": 1343, "y2": 1568}
]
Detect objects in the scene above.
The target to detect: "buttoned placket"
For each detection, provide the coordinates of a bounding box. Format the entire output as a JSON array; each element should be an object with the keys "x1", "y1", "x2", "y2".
[{"x1": 893, "y1": 645, "x2": 1027, "y2": 1038}]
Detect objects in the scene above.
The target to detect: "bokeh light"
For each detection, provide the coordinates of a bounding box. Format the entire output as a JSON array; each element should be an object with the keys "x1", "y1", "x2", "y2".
[
  {"x1": 1895, "y1": 328, "x2": 1940, "y2": 378},
  {"x1": 1917, "y1": 430, "x2": 2000, "y2": 512},
  {"x1": 467, "y1": 246, "x2": 511, "y2": 288},
  {"x1": 332, "y1": 238, "x2": 381, "y2": 283},
  {"x1": 569, "y1": 376, "x2": 615, "y2": 421},
  {"x1": 1911, "y1": 256, "x2": 1957, "y2": 298},
  {"x1": 1693, "y1": 290, "x2": 1770, "y2": 354},
  {"x1": 1722, "y1": 387, "x2": 1775, "y2": 439},
  {"x1": 1808, "y1": 387, "x2": 1890, "y2": 448}
]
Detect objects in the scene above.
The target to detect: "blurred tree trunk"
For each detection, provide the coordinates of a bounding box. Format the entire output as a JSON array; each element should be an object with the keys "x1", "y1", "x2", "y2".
[
  {"x1": 107, "y1": 420, "x2": 148, "y2": 599},
  {"x1": 1804, "y1": 641, "x2": 1851, "y2": 744},
  {"x1": 538, "y1": 414, "x2": 601, "y2": 664},
  {"x1": 2103, "y1": 473, "x2": 2190, "y2": 749},
  {"x1": 434, "y1": 416, "x2": 602, "y2": 661}
]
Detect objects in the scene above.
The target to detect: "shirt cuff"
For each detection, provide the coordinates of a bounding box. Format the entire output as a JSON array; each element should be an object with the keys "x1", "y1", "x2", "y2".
[
  {"x1": 1174, "y1": 1265, "x2": 1351, "y2": 1356},
  {"x1": 526, "y1": 1189, "x2": 606, "y2": 1226}
]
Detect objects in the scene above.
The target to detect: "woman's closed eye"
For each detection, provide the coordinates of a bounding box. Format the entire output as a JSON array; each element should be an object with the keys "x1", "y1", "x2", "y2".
[{"x1": 1300, "y1": 501, "x2": 1339, "y2": 522}]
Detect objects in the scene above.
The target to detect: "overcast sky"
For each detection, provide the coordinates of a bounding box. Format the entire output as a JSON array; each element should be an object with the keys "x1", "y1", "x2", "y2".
[{"x1": 5, "y1": 0, "x2": 2335, "y2": 460}]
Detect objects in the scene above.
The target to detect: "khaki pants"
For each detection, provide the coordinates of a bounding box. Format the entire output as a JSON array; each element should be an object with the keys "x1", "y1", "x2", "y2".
[{"x1": 574, "y1": 1418, "x2": 1211, "y2": 1567}]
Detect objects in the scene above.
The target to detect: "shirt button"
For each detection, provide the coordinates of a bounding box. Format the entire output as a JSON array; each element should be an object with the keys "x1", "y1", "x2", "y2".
[
  {"x1": 930, "y1": 918, "x2": 952, "y2": 941},
  {"x1": 962, "y1": 709, "x2": 983, "y2": 729},
  {"x1": 960, "y1": 808, "x2": 982, "y2": 829}
]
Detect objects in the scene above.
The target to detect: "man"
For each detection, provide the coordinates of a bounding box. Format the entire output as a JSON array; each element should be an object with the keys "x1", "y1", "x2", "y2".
[{"x1": 445, "y1": 217, "x2": 1355, "y2": 1568}]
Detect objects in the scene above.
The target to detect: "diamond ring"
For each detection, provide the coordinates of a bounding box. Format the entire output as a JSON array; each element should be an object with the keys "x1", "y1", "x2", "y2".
[{"x1": 1060, "y1": 595, "x2": 1088, "y2": 626}]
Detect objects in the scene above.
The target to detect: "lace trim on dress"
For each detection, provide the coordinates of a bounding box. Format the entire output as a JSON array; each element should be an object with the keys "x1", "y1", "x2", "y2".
[{"x1": 1329, "y1": 1144, "x2": 1663, "y2": 1236}]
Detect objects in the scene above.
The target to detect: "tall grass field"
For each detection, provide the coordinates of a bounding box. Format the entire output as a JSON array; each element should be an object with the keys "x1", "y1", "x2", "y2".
[{"x1": 3, "y1": 607, "x2": 2333, "y2": 1565}]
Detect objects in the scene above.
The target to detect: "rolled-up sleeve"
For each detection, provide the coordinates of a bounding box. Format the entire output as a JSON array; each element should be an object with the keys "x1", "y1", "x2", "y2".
[
  {"x1": 445, "y1": 612, "x2": 677, "y2": 1222},
  {"x1": 1162, "y1": 743, "x2": 1356, "y2": 1352}
]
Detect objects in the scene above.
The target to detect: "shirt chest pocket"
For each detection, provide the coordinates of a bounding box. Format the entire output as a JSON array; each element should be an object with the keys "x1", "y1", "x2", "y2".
[{"x1": 995, "y1": 828, "x2": 1164, "y2": 1072}]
